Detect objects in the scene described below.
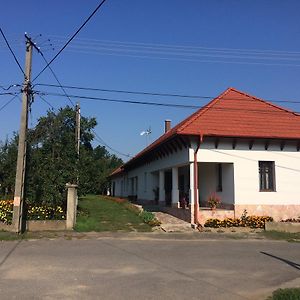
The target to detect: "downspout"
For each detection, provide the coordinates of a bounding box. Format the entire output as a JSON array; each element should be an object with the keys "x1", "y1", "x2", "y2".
[{"x1": 194, "y1": 134, "x2": 203, "y2": 225}]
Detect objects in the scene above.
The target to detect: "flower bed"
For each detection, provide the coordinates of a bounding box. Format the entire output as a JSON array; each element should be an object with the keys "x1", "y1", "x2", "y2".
[
  {"x1": 204, "y1": 216, "x2": 273, "y2": 229},
  {"x1": 280, "y1": 217, "x2": 300, "y2": 223},
  {"x1": 0, "y1": 200, "x2": 13, "y2": 224},
  {"x1": 0, "y1": 200, "x2": 66, "y2": 225}
]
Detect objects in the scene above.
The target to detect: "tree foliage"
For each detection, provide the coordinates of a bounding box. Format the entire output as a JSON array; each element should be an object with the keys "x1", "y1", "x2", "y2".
[{"x1": 0, "y1": 106, "x2": 123, "y2": 206}]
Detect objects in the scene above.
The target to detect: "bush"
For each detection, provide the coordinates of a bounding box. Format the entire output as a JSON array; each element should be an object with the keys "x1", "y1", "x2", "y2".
[
  {"x1": 267, "y1": 288, "x2": 300, "y2": 300},
  {"x1": 204, "y1": 215, "x2": 273, "y2": 229},
  {"x1": 139, "y1": 211, "x2": 161, "y2": 227}
]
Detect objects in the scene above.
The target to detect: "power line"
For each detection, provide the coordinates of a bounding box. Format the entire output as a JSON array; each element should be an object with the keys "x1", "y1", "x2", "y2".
[
  {"x1": 37, "y1": 91, "x2": 200, "y2": 109},
  {"x1": 0, "y1": 28, "x2": 26, "y2": 78},
  {"x1": 38, "y1": 50, "x2": 75, "y2": 106},
  {"x1": 0, "y1": 92, "x2": 20, "y2": 96},
  {"x1": 37, "y1": 90, "x2": 300, "y2": 115},
  {"x1": 48, "y1": 35, "x2": 300, "y2": 56},
  {"x1": 62, "y1": 49, "x2": 300, "y2": 68},
  {"x1": 37, "y1": 94, "x2": 56, "y2": 110},
  {"x1": 32, "y1": 0, "x2": 108, "y2": 82},
  {"x1": 35, "y1": 83, "x2": 211, "y2": 100},
  {"x1": 0, "y1": 94, "x2": 19, "y2": 112},
  {"x1": 92, "y1": 129, "x2": 132, "y2": 158},
  {"x1": 34, "y1": 83, "x2": 300, "y2": 104},
  {"x1": 36, "y1": 90, "x2": 128, "y2": 158}
]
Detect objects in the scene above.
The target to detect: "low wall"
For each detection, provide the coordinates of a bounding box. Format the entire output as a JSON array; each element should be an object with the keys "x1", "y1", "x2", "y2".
[
  {"x1": 26, "y1": 220, "x2": 66, "y2": 231},
  {"x1": 0, "y1": 223, "x2": 12, "y2": 231},
  {"x1": 199, "y1": 208, "x2": 235, "y2": 225},
  {"x1": 0, "y1": 221, "x2": 67, "y2": 232},
  {"x1": 265, "y1": 222, "x2": 300, "y2": 233},
  {"x1": 235, "y1": 205, "x2": 300, "y2": 221}
]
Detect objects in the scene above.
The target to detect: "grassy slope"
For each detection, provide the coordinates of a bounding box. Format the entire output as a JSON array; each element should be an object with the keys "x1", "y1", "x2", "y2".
[{"x1": 75, "y1": 195, "x2": 152, "y2": 232}]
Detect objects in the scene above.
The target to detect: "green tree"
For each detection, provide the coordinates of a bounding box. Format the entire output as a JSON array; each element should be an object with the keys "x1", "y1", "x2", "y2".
[{"x1": 0, "y1": 106, "x2": 123, "y2": 206}]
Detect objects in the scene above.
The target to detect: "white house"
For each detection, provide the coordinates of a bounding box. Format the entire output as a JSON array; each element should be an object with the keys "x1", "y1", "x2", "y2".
[{"x1": 110, "y1": 88, "x2": 300, "y2": 225}]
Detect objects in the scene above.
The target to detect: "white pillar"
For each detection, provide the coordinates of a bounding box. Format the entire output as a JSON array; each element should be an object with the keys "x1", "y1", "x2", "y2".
[
  {"x1": 189, "y1": 162, "x2": 197, "y2": 225},
  {"x1": 172, "y1": 167, "x2": 179, "y2": 207},
  {"x1": 159, "y1": 170, "x2": 165, "y2": 204}
]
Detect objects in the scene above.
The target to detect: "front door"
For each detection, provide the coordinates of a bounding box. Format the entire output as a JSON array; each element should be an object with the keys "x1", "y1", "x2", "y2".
[{"x1": 165, "y1": 171, "x2": 172, "y2": 206}]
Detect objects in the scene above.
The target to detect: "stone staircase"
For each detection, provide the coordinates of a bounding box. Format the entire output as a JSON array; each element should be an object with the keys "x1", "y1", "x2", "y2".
[{"x1": 154, "y1": 212, "x2": 194, "y2": 232}]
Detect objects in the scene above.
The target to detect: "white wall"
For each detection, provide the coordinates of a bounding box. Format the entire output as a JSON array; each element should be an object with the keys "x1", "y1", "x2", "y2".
[
  {"x1": 113, "y1": 147, "x2": 189, "y2": 200},
  {"x1": 112, "y1": 138, "x2": 300, "y2": 207},
  {"x1": 190, "y1": 139, "x2": 300, "y2": 206}
]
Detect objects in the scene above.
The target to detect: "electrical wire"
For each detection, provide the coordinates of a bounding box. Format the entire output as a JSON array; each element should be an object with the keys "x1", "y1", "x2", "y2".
[
  {"x1": 32, "y1": 0, "x2": 108, "y2": 82},
  {"x1": 0, "y1": 94, "x2": 19, "y2": 112},
  {"x1": 0, "y1": 28, "x2": 26, "y2": 78},
  {"x1": 63, "y1": 49, "x2": 300, "y2": 68},
  {"x1": 48, "y1": 35, "x2": 300, "y2": 56},
  {"x1": 35, "y1": 83, "x2": 211, "y2": 100},
  {"x1": 37, "y1": 91, "x2": 300, "y2": 114},
  {"x1": 92, "y1": 129, "x2": 132, "y2": 158},
  {"x1": 37, "y1": 91, "x2": 200, "y2": 109},
  {"x1": 34, "y1": 83, "x2": 300, "y2": 104},
  {"x1": 38, "y1": 51, "x2": 75, "y2": 106},
  {"x1": 37, "y1": 94, "x2": 56, "y2": 110},
  {"x1": 0, "y1": 92, "x2": 20, "y2": 96}
]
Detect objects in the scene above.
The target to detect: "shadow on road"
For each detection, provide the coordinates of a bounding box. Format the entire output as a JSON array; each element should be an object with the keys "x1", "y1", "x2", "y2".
[
  {"x1": 0, "y1": 240, "x2": 22, "y2": 268},
  {"x1": 260, "y1": 251, "x2": 300, "y2": 271}
]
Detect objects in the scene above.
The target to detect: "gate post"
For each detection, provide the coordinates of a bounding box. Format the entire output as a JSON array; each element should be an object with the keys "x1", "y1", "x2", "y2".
[{"x1": 66, "y1": 183, "x2": 78, "y2": 230}]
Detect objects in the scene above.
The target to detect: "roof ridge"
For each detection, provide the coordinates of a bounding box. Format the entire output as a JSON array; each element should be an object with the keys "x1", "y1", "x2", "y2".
[
  {"x1": 177, "y1": 88, "x2": 233, "y2": 133},
  {"x1": 227, "y1": 87, "x2": 300, "y2": 116}
]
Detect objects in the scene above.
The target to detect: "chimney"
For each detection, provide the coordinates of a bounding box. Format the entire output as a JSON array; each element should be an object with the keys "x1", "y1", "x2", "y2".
[{"x1": 164, "y1": 119, "x2": 171, "y2": 133}]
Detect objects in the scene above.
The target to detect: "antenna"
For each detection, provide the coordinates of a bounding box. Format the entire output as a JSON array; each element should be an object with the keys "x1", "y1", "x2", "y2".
[{"x1": 140, "y1": 126, "x2": 151, "y2": 146}]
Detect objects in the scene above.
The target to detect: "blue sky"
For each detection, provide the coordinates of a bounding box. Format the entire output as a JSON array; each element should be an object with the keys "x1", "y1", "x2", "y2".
[{"x1": 1, "y1": 0, "x2": 300, "y2": 160}]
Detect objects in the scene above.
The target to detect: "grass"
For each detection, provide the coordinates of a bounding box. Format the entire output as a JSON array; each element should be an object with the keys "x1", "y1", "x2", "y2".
[
  {"x1": 75, "y1": 195, "x2": 152, "y2": 232},
  {"x1": 259, "y1": 230, "x2": 300, "y2": 242},
  {"x1": 267, "y1": 288, "x2": 300, "y2": 300}
]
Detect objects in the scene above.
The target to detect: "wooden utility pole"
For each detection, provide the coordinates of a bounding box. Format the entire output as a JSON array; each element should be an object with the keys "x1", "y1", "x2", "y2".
[{"x1": 12, "y1": 36, "x2": 33, "y2": 233}]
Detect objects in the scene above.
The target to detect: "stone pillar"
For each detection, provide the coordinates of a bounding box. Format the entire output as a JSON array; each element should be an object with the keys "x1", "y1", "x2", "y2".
[
  {"x1": 171, "y1": 167, "x2": 180, "y2": 207},
  {"x1": 159, "y1": 170, "x2": 165, "y2": 204},
  {"x1": 66, "y1": 183, "x2": 78, "y2": 230}
]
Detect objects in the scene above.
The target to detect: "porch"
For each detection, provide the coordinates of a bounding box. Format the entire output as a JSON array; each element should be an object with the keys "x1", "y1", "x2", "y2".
[{"x1": 148, "y1": 162, "x2": 235, "y2": 225}]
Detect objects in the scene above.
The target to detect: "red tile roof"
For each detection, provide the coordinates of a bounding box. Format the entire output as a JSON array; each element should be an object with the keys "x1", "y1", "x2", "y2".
[
  {"x1": 109, "y1": 166, "x2": 124, "y2": 178},
  {"x1": 112, "y1": 87, "x2": 300, "y2": 173}
]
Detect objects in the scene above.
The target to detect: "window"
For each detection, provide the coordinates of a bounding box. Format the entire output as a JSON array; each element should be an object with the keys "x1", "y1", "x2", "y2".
[
  {"x1": 144, "y1": 172, "x2": 147, "y2": 192},
  {"x1": 259, "y1": 161, "x2": 275, "y2": 192},
  {"x1": 216, "y1": 163, "x2": 222, "y2": 192}
]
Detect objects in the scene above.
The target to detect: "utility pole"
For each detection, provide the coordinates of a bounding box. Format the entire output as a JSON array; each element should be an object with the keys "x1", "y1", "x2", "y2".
[
  {"x1": 75, "y1": 103, "x2": 80, "y2": 184},
  {"x1": 75, "y1": 103, "x2": 80, "y2": 158},
  {"x1": 12, "y1": 35, "x2": 33, "y2": 233}
]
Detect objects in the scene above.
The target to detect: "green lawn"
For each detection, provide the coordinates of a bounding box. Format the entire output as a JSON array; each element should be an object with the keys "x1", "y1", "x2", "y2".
[{"x1": 75, "y1": 195, "x2": 152, "y2": 232}]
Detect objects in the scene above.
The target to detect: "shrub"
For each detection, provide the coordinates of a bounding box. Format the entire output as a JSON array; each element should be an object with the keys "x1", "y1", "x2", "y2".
[
  {"x1": 204, "y1": 215, "x2": 273, "y2": 229},
  {"x1": 139, "y1": 211, "x2": 161, "y2": 227}
]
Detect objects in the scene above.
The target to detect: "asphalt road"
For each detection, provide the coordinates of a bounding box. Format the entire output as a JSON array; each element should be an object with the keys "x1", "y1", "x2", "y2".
[{"x1": 0, "y1": 235, "x2": 299, "y2": 300}]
